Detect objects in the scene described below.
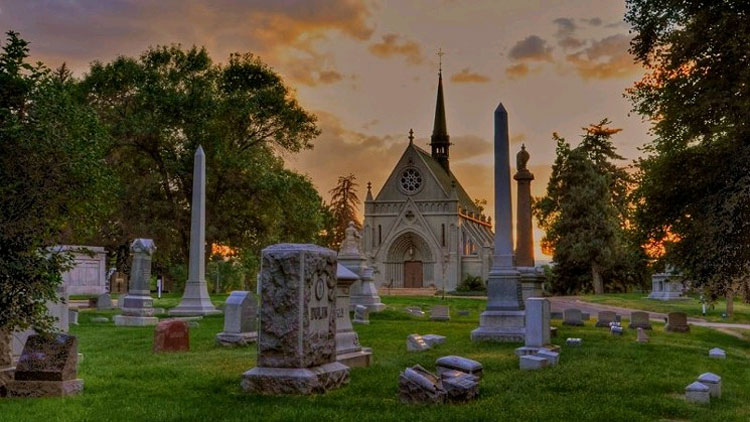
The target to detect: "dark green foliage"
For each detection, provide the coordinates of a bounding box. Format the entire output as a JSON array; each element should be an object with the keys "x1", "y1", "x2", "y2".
[
  {"x1": 455, "y1": 274, "x2": 486, "y2": 293},
  {"x1": 626, "y1": 1, "x2": 750, "y2": 299},
  {"x1": 535, "y1": 121, "x2": 647, "y2": 294},
  {"x1": 79, "y1": 46, "x2": 326, "y2": 287},
  {"x1": 325, "y1": 173, "x2": 361, "y2": 250},
  {"x1": 0, "y1": 31, "x2": 113, "y2": 332}
]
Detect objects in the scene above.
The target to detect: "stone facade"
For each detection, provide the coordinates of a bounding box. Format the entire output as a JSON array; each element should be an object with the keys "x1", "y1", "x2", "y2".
[
  {"x1": 56, "y1": 245, "x2": 108, "y2": 295},
  {"x1": 648, "y1": 271, "x2": 687, "y2": 300},
  {"x1": 242, "y1": 244, "x2": 349, "y2": 395}
]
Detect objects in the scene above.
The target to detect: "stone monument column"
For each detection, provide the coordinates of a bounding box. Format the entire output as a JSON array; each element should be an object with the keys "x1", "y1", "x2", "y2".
[
  {"x1": 340, "y1": 222, "x2": 385, "y2": 312},
  {"x1": 514, "y1": 145, "x2": 544, "y2": 300},
  {"x1": 170, "y1": 146, "x2": 220, "y2": 316},
  {"x1": 114, "y1": 239, "x2": 159, "y2": 326},
  {"x1": 242, "y1": 244, "x2": 350, "y2": 395},
  {"x1": 471, "y1": 103, "x2": 525, "y2": 342}
]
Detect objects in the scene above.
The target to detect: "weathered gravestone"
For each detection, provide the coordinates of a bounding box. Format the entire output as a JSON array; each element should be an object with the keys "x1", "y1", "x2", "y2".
[
  {"x1": 595, "y1": 311, "x2": 617, "y2": 328},
  {"x1": 441, "y1": 371, "x2": 480, "y2": 402},
  {"x1": 399, "y1": 365, "x2": 445, "y2": 404},
  {"x1": 405, "y1": 307, "x2": 425, "y2": 317},
  {"x1": 665, "y1": 312, "x2": 690, "y2": 333},
  {"x1": 352, "y1": 305, "x2": 369, "y2": 325},
  {"x1": 216, "y1": 291, "x2": 258, "y2": 346},
  {"x1": 697, "y1": 372, "x2": 721, "y2": 398},
  {"x1": 407, "y1": 334, "x2": 430, "y2": 352},
  {"x1": 516, "y1": 297, "x2": 551, "y2": 356},
  {"x1": 435, "y1": 356, "x2": 483, "y2": 379},
  {"x1": 69, "y1": 309, "x2": 79, "y2": 326},
  {"x1": 637, "y1": 327, "x2": 649, "y2": 343},
  {"x1": 153, "y1": 320, "x2": 189, "y2": 353},
  {"x1": 114, "y1": 239, "x2": 159, "y2": 326},
  {"x1": 519, "y1": 354, "x2": 548, "y2": 370},
  {"x1": 96, "y1": 293, "x2": 113, "y2": 310},
  {"x1": 628, "y1": 311, "x2": 652, "y2": 330},
  {"x1": 423, "y1": 334, "x2": 446, "y2": 347},
  {"x1": 685, "y1": 381, "x2": 710, "y2": 404},
  {"x1": 241, "y1": 244, "x2": 349, "y2": 395},
  {"x1": 709, "y1": 347, "x2": 726, "y2": 359},
  {"x1": 562, "y1": 308, "x2": 584, "y2": 326},
  {"x1": 334, "y1": 263, "x2": 372, "y2": 368},
  {"x1": 536, "y1": 348, "x2": 559, "y2": 366},
  {"x1": 431, "y1": 305, "x2": 450, "y2": 321},
  {"x1": 6, "y1": 334, "x2": 83, "y2": 397}
]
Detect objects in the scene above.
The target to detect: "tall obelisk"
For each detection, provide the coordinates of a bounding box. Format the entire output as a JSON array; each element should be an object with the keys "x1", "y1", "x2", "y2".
[
  {"x1": 170, "y1": 146, "x2": 221, "y2": 316},
  {"x1": 471, "y1": 103, "x2": 525, "y2": 342}
]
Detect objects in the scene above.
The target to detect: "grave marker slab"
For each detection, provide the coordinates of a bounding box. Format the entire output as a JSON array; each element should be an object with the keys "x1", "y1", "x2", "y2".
[
  {"x1": 241, "y1": 244, "x2": 349, "y2": 395},
  {"x1": 697, "y1": 372, "x2": 721, "y2": 398},
  {"x1": 595, "y1": 311, "x2": 617, "y2": 328},
  {"x1": 7, "y1": 334, "x2": 83, "y2": 397},
  {"x1": 628, "y1": 311, "x2": 652, "y2": 329},
  {"x1": 562, "y1": 309, "x2": 584, "y2": 326},
  {"x1": 431, "y1": 305, "x2": 450, "y2": 321},
  {"x1": 423, "y1": 334, "x2": 446, "y2": 347},
  {"x1": 153, "y1": 320, "x2": 189, "y2": 352},
  {"x1": 665, "y1": 312, "x2": 690, "y2": 333},
  {"x1": 435, "y1": 356, "x2": 483, "y2": 379},
  {"x1": 637, "y1": 328, "x2": 649, "y2": 343},
  {"x1": 407, "y1": 334, "x2": 430, "y2": 352},
  {"x1": 516, "y1": 298, "x2": 550, "y2": 356},
  {"x1": 685, "y1": 381, "x2": 710, "y2": 404},
  {"x1": 709, "y1": 348, "x2": 726, "y2": 359},
  {"x1": 96, "y1": 293, "x2": 113, "y2": 310},
  {"x1": 519, "y1": 355, "x2": 548, "y2": 370},
  {"x1": 216, "y1": 291, "x2": 258, "y2": 346},
  {"x1": 399, "y1": 365, "x2": 445, "y2": 404},
  {"x1": 334, "y1": 262, "x2": 372, "y2": 368}
]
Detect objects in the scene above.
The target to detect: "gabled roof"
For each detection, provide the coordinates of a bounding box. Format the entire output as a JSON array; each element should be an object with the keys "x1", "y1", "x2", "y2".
[{"x1": 412, "y1": 145, "x2": 479, "y2": 214}]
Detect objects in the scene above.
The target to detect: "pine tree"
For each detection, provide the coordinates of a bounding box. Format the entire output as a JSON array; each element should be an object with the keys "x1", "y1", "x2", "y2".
[{"x1": 327, "y1": 174, "x2": 361, "y2": 250}]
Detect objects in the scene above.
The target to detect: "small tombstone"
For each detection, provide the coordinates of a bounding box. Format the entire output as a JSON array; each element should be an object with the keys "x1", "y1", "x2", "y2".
[
  {"x1": 566, "y1": 338, "x2": 582, "y2": 347},
  {"x1": 435, "y1": 355, "x2": 483, "y2": 379},
  {"x1": 68, "y1": 309, "x2": 79, "y2": 326},
  {"x1": 520, "y1": 355, "x2": 548, "y2": 370},
  {"x1": 430, "y1": 305, "x2": 450, "y2": 321},
  {"x1": 595, "y1": 311, "x2": 617, "y2": 328},
  {"x1": 442, "y1": 372, "x2": 479, "y2": 402},
  {"x1": 610, "y1": 325, "x2": 624, "y2": 336},
  {"x1": 407, "y1": 334, "x2": 430, "y2": 352},
  {"x1": 91, "y1": 317, "x2": 109, "y2": 323},
  {"x1": 352, "y1": 305, "x2": 369, "y2": 325},
  {"x1": 708, "y1": 348, "x2": 726, "y2": 359},
  {"x1": 562, "y1": 309, "x2": 584, "y2": 326},
  {"x1": 153, "y1": 320, "x2": 189, "y2": 353},
  {"x1": 516, "y1": 298, "x2": 551, "y2": 356},
  {"x1": 535, "y1": 349, "x2": 559, "y2": 366},
  {"x1": 637, "y1": 328, "x2": 649, "y2": 343},
  {"x1": 399, "y1": 365, "x2": 446, "y2": 404},
  {"x1": 96, "y1": 293, "x2": 113, "y2": 310},
  {"x1": 422, "y1": 334, "x2": 446, "y2": 347},
  {"x1": 241, "y1": 244, "x2": 349, "y2": 395},
  {"x1": 628, "y1": 311, "x2": 652, "y2": 330},
  {"x1": 697, "y1": 372, "x2": 721, "y2": 398},
  {"x1": 457, "y1": 310, "x2": 470, "y2": 317},
  {"x1": 216, "y1": 291, "x2": 258, "y2": 346},
  {"x1": 550, "y1": 326, "x2": 558, "y2": 337},
  {"x1": 685, "y1": 381, "x2": 710, "y2": 404},
  {"x1": 665, "y1": 312, "x2": 690, "y2": 333},
  {"x1": 6, "y1": 334, "x2": 83, "y2": 397}
]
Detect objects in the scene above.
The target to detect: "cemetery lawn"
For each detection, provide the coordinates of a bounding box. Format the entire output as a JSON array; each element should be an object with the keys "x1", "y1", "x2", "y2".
[
  {"x1": 2, "y1": 295, "x2": 750, "y2": 422},
  {"x1": 579, "y1": 293, "x2": 750, "y2": 323}
]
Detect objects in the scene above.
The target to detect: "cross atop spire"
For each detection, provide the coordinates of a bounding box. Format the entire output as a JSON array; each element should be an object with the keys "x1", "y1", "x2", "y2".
[
  {"x1": 408, "y1": 128, "x2": 414, "y2": 144},
  {"x1": 437, "y1": 48, "x2": 445, "y2": 75}
]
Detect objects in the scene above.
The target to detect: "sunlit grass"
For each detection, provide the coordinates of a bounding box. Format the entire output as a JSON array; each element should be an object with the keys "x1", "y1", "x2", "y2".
[{"x1": 579, "y1": 293, "x2": 750, "y2": 323}]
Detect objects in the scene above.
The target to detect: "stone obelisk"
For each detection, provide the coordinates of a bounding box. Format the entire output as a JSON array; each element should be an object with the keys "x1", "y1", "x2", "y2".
[
  {"x1": 170, "y1": 146, "x2": 220, "y2": 316},
  {"x1": 471, "y1": 103, "x2": 525, "y2": 342}
]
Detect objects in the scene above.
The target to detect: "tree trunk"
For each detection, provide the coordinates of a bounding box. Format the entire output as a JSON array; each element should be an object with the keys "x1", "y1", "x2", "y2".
[
  {"x1": 591, "y1": 263, "x2": 604, "y2": 295},
  {"x1": 726, "y1": 291, "x2": 734, "y2": 318}
]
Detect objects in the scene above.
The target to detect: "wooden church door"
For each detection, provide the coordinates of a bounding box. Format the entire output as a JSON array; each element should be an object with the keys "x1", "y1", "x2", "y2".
[{"x1": 403, "y1": 261, "x2": 423, "y2": 288}]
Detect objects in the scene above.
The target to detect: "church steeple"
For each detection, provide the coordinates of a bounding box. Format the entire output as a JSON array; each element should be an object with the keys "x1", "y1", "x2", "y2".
[{"x1": 430, "y1": 68, "x2": 451, "y2": 172}]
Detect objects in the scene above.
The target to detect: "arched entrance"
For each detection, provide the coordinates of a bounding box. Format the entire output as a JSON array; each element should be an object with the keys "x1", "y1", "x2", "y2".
[{"x1": 385, "y1": 231, "x2": 436, "y2": 288}]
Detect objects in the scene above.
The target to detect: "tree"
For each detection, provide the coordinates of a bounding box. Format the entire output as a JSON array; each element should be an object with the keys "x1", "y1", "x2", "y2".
[
  {"x1": 326, "y1": 174, "x2": 361, "y2": 250},
  {"x1": 626, "y1": 1, "x2": 750, "y2": 301},
  {"x1": 79, "y1": 46, "x2": 325, "y2": 285},
  {"x1": 535, "y1": 122, "x2": 644, "y2": 294},
  {"x1": 0, "y1": 31, "x2": 113, "y2": 333}
]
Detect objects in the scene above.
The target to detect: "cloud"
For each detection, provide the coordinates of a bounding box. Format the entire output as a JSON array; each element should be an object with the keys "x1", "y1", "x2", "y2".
[
  {"x1": 565, "y1": 34, "x2": 641, "y2": 79},
  {"x1": 508, "y1": 35, "x2": 553, "y2": 62},
  {"x1": 368, "y1": 33, "x2": 424, "y2": 65},
  {"x1": 0, "y1": 0, "x2": 374, "y2": 86},
  {"x1": 450, "y1": 67, "x2": 490, "y2": 83},
  {"x1": 582, "y1": 17, "x2": 603, "y2": 27},
  {"x1": 553, "y1": 17, "x2": 584, "y2": 50},
  {"x1": 505, "y1": 63, "x2": 531, "y2": 79},
  {"x1": 449, "y1": 135, "x2": 493, "y2": 161}
]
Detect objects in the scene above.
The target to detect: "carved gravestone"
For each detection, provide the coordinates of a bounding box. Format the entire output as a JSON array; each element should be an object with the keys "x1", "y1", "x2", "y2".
[
  {"x1": 114, "y1": 239, "x2": 158, "y2": 326},
  {"x1": 334, "y1": 263, "x2": 371, "y2": 368},
  {"x1": 407, "y1": 334, "x2": 430, "y2": 352},
  {"x1": 216, "y1": 291, "x2": 258, "y2": 346},
  {"x1": 96, "y1": 293, "x2": 113, "y2": 310},
  {"x1": 562, "y1": 308, "x2": 584, "y2": 326},
  {"x1": 595, "y1": 311, "x2": 617, "y2": 328},
  {"x1": 7, "y1": 334, "x2": 83, "y2": 397},
  {"x1": 153, "y1": 320, "x2": 189, "y2": 352},
  {"x1": 628, "y1": 311, "x2": 652, "y2": 330},
  {"x1": 399, "y1": 365, "x2": 445, "y2": 404},
  {"x1": 431, "y1": 305, "x2": 450, "y2": 321},
  {"x1": 665, "y1": 312, "x2": 690, "y2": 333},
  {"x1": 241, "y1": 244, "x2": 349, "y2": 395}
]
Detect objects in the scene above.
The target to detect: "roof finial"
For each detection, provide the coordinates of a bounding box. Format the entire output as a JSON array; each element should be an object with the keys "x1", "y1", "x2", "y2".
[
  {"x1": 437, "y1": 48, "x2": 445, "y2": 75},
  {"x1": 408, "y1": 128, "x2": 414, "y2": 144}
]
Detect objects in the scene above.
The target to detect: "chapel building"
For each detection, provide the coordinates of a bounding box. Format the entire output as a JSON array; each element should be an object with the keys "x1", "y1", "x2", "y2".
[{"x1": 362, "y1": 71, "x2": 493, "y2": 291}]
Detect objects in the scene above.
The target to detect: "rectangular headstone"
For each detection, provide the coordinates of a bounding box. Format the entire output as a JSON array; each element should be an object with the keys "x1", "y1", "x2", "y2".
[
  {"x1": 562, "y1": 308, "x2": 584, "y2": 326},
  {"x1": 435, "y1": 355, "x2": 483, "y2": 379},
  {"x1": 595, "y1": 311, "x2": 617, "y2": 327},
  {"x1": 519, "y1": 355, "x2": 548, "y2": 370},
  {"x1": 665, "y1": 312, "x2": 690, "y2": 333},
  {"x1": 242, "y1": 244, "x2": 349, "y2": 395},
  {"x1": 525, "y1": 298, "x2": 550, "y2": 348},
  {"x1": 430, "y1": 305, "x2": 450, "y2": 321},
  {"x1": 628, "y1": 311, "x2": 652, "y2": 329},
  {"x1": 7, "y1": 333, "x2": 83, "y2": 398}
]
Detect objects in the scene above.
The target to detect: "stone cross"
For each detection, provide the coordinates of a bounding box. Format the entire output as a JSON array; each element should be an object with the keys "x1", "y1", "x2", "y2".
[
  {"x1": 242, "y1": 244, "x2": 349, "y2": 395},
  {"x1": 170, "y1": 146, "x2": 219, "y2": 316}
]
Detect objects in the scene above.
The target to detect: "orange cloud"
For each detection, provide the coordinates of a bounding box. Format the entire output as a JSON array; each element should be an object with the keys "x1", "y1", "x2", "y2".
[
  {"x1": 566, "y1": 34, "x2": 642, "y2": 79},
  {"x1": 450, "y1": 68, "x2": 490, "y2": 84},
  {"x1": 505, "y1": 63, "x2": 543, "y2": 79},
  {"x1": 368, "y1": 33, "x2": 424, "y2": 65}
]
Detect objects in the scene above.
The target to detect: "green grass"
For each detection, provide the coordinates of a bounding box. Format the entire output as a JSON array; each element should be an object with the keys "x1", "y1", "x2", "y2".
[
  {"x1": 578, "y1": 293, "x2": 750, "y2": 323},
  {"x1": 2, "y1": 295, "x2": 750, "y2": 421}
]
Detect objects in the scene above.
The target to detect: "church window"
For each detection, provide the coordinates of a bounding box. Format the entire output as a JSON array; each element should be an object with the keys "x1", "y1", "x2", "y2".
[
  {"x1": 399, "y1": 168, "x2": 423, "y2": 194},
  {"x1": 378, "y1": 225, "x2": 382, "y2": 245},
  {"x1": 441, "y1": 224, "x2": 445, "y2": 247}
]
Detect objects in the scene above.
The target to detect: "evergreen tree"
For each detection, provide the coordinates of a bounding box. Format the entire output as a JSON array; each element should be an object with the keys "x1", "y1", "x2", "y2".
[{"x1": 327, "y1": 174, "x2": 361, "y2": 250}]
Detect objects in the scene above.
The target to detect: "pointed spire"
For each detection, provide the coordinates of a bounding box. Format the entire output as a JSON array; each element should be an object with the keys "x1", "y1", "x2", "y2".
[{"x1": 431, "y1": 49, "x2": 450, "y2": 172}]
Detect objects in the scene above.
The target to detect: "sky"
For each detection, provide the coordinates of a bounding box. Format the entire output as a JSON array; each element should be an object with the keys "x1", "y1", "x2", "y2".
[{"x1": 0, "y1": 0, "x2": 650, "y2": 260}]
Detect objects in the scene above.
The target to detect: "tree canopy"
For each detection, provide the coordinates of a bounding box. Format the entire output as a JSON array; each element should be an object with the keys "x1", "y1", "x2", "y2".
[{"x1": 626, "y1": 1, "x2": 750, "y2": 300}]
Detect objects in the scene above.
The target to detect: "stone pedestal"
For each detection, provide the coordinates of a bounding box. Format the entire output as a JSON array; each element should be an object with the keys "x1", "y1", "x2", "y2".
[
  {"x1": 334, "y1": 263, "x2": 372, "y2": 368},
  {"x1": 170, "y1": 146, "x2": 220, "y2": 316},
  {"x1": 7, "y1": 334, "x2": 83, "y2": 398},
  {"x1": 242, "y1": 244, "x2": 350, "y2": 395},
  {"x1": 337, "y1": 222, "x2": 385, "y2": 313},
  {"x1": 515, "y1": 297, "x2": 550, "y2": 356},
  {"x1": 471, "y1": 268, "x2": 525, "y2": 342},
  {"x1": 519, "y1": 267, "x2": 544, "y2": 302},
  {"x1": 216, "y1": 291, "x2": 258, "y2": 346},
  {"x1": 115, "y1": 239, "x2": 159, "y2": 326}
]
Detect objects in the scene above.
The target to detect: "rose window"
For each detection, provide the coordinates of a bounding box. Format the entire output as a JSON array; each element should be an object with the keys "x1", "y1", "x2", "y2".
[{"x1": 400, "y1": 168, "x2": 422, "y2": 194}]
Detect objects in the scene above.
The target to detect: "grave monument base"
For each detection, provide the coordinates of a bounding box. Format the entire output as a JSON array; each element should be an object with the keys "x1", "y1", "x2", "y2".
[
  {"x1": 337, "y1": 347, "x2": 373, "y2": 368},
  {"x1": 7, "y1": 379, "x2": 83, "y2": 398},
  {"x1": 241, "y1": 362, "x2": 350, "y2": 395},
  {"x1": 471, "y1": 310, "x2": 525, "y2": 342},
  {"x1": 216, "y1": 331, "x2": 257, "y2": 347},
  {"x1": 113, "y1": 315, "x2": 159, "y2": 326}
]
